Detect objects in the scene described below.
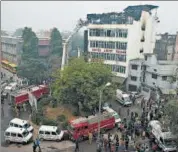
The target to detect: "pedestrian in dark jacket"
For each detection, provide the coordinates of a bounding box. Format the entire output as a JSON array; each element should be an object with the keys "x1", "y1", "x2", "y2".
[
  {"x1": 75, "y1": 139, "x2": 79, "y2": 152},
  {"x1": 125, "y1": 135, "x2": 129, "y2": 151},
  {"x1": 127, "y1": 108, "x2": 130, "y2": 117},
  {"x1": 33, "y1": 140, "x2": 37, "y2": 152}
]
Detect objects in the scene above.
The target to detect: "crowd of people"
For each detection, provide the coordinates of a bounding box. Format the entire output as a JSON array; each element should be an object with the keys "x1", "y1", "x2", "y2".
[{"x1": 93, "y1": 96, "x2": 167, "y2": 152}]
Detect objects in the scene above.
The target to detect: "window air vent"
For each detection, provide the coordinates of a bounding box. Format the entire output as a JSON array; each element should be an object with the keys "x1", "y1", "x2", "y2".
[
  {"x1": 140, "y1": 48, "x2": 144, "y2": 53},
  {"x1": 141, "y1": 24, "x2": 146, "y2": 31},
  {"x1": 141, "y1": 36, "x2": 145, "y2": 42}
]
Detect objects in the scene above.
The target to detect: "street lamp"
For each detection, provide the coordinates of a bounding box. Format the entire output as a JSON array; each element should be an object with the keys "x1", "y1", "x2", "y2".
[{"x1": 97, "y1": 82, "x2": 111, "y2": 142}]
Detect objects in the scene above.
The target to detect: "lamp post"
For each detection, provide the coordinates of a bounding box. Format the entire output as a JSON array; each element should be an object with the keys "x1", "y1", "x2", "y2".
[{"x1": 97, "y1": 82, "x2": 111, "y2": 143}]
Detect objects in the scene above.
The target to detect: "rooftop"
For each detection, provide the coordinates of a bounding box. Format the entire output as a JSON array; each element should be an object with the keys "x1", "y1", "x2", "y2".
[
  {"x1": 39, "y1": 125, "x2": 58, "y2": 132},
  {"x1": 10, "y1": 118, "x2": 27, "y2": 126},
  {"x1": 87, "y1": 4, "x2": 158, "y2": 24},
  {"x1": 5, "y1": 127, "x2": 26, "y2": 134}
]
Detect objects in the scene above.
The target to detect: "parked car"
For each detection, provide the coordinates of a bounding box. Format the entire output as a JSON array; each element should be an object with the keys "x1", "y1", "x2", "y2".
[
  {"x1": 116, "y1": 89, "x2": 132, "y2": 106},
  {"x1": 38, "y1": 125, "x2": 64, "y2": 141},
  {"x1": 4, "y1": 127, "x2": 33, "y2": 144},
  {"x1": 9, "y1": 118, "x2": 34, "y2": 132}
]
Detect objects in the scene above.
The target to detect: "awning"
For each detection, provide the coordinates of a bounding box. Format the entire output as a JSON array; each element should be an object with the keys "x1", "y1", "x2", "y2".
[
  {"x1": 8, "y1": 63, "x2": 17, "y2": 68},
  {"x1": 2, "y1": 60, "x2": 9, "y2": 64},
  {"x1": 111, "y1": 76, "x2": 126, "y2": 84},
  {"x1": 160, "y1": 88, "x2": 177, "y2": 95}
]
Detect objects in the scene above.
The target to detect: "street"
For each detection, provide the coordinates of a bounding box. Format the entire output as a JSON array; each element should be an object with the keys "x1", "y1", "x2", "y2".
[{"x1": 1, "y1": 96, "x2": 143, "y2": 152}]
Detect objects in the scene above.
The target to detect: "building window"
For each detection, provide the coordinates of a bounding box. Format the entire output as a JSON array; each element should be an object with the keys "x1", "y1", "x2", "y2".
[
  {"x1": 128, "y1": 84, "x2": 137, "y2": 91},
  {"x1": 116, "y1": 29, "x2": 128, "y2": 38},
  {"x1": 131, "y1": 64, "x2": 138, "y2": 70},
  {"x1": 114, "y1": 65, "x2": 126, "y2": 74},
  {"x1": 152, "y1": 74, "x2": 157, "y2": 79},
  {"x1": 162, "y1": 76, "x2": 167, "y2": 81},
  {"x1": 116, "y1": 42, "x2": 127, "y2": 50},
  {"x1": 131, "y1": 76, "x2": 137, "y2": 81}
]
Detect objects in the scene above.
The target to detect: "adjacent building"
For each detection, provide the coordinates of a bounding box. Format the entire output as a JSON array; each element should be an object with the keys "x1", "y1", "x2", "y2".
[
  {"x1": 126, "y1": 58, "x2": 144, "y2": 91},
  {"x1": 127, "y1": 53, "x2": 178, "y2": 97},
  {"x1": 1, "y1": 36, "x2": 23, "y2": 65},
  {"x1": 85, "y1": 5, "x2": 160, "y2": 80},
  {"x1": 154, "y1": 33, "x2": 177, "y2": 61},
  {"x1": 38, "y1": 37, "x2": 50, "y2": 57}
]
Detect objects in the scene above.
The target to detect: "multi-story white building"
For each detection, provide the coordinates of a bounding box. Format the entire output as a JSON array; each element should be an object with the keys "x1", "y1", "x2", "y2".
[
  {"x1": 127, "y1": 58, "x2": 144, "y2": 91},
  {"x1": 127, "y1": 53, "x2": 178, "y2": 97},
  {"x1": 141, "y1": 54, "x2": 178, "y2": 96},
  {"x1": 85, "y1": 5, "x2": 160, "y2": 80}
]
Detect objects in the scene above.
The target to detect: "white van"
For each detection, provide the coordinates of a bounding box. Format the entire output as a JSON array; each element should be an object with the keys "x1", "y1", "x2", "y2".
[
  {"x1": 4, "y1": 82, "x2": 17, "y2": 92},
  {"x1": 4, "y1": 127, "x2": 33, "y2": 144},
  {"x1": 104, "y1": 107, "x2": 121, "y2": 125},
  {"x1": 38, "y1": 125, "x2": 64, "y2": 141},
  {"x1": 148, "y1": 120, "x2": 177, "y2": 152},
  {"x1": 116, "y1": 89, "x2": 132, "y2": 106},
  {"x1": 9, "y1": 118, "x2": 34, "y2": 132}
]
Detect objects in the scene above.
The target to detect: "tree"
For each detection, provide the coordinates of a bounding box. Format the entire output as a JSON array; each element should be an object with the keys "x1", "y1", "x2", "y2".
[
  {"x1": 22, "y1": 27, "x2": 39, "y2": 59},
  {"x1": 1, "y1": 30, "x2": 8, "y2": 36},
  {"x1": 164, "y1": 100, "x2": 178, "y2": 145},
  {"x1": 13, "y1": 28, "x2": 23, "y2": 37},
  {"x1": 52, "y1": 57, "x2": 117, "y2": 112},
  {"x1": 69, "y1": 33, "x2": 84, "y2": 57},
  {"x1": 50, "y1": 28, "x2": 63, "y2": 56},
  {"x1": 17, "y1": 58, "x2": 49, "y2": 84}
]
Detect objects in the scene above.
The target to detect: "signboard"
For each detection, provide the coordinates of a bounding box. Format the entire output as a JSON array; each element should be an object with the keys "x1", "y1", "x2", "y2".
[{"x1": 91, "y1": 48, "x2": 126, "y2": 54}]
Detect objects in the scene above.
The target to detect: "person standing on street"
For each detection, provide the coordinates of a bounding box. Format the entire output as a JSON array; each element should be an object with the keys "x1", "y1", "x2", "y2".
[
  {"x1": 35, "y1": 138, "x2": 41, "y2": 152},
  {"x1": 88, "y1": 131, "x2": 93, "y2": 144},
  {"x1": 125, "y1": 135, "x2": 129, "y2": 151},
  {"x1": 75, "y1": 139, "x2": 79, "y2": 152},
  {"x1": 33, "y1": 140, "x2": 37, "y2": 152},
  {"x1": 127, "y1": 108, "x2": 130, "y2": 117},
  {"x1": 115, "y1": 138, "x2": 120, "y2": 152}
]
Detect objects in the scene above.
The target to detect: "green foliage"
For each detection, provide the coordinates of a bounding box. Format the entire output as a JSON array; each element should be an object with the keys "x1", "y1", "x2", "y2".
[
  {"x1": 52, "y1": 57, "x2": 117, "y2": 112},
  {"x1": 61, "y1": 121, "x2": 69, "y2": 129},
  {"x1": 72, "y1": 111, "x2": 80, "y2": 116},
  {"x1": 13, "y1": 28, "x2": 23, "y2": 37},
  {"x1": 69, "y1": 33, "x2": 84, "y2": 57},
  {"x1": 17, "y1": 58, "x2": 49, "y2": 84},
  {"x1": 165, "y1": 100, "x2": 178, "y2": 144},
  {"x1": 22, "y1": 27, "x2": 39, "y2": 59},
  {"x1": 42, "y1": 118, "x2": 58, "y2": 126},
  {"x1": 50, "y1": 28, "x2": 63, "y2": 56},
  {"x1": 57, "y1": 115, "x2": 66, "y2": 122}
]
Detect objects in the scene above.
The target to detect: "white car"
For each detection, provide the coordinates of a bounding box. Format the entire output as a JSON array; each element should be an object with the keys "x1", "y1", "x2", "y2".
[
  {"x1": 4, "y1": 127, "x2": 33, "y2": 144},
  {"x1": 38, "y1": 125, "x2": 64, "y2": 141},
  {"x1": 9, "y1": 118, "x2": 34, "y2": 132}
]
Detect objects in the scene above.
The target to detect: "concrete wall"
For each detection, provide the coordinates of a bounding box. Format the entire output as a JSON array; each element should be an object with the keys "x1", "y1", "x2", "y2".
[{"x1": 127, "y1": 59, "x2": 143, "y2": 91}]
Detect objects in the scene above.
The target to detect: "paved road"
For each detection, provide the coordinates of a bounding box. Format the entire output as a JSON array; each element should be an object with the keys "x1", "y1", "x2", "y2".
[
  {"x1": 1, "y1": 96, "x2": 143, "y2": 152},
  {"x1": 1, "y1": 99, "x2": 30, "y2": 146}
]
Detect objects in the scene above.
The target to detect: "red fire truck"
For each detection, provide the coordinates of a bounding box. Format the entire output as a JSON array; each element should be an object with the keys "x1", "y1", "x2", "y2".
[
  {"x1": 68, "y1": 112, "x2": 115, "y2": 141},
  {"x1": 10, "y1": 85, "x2": 49, "y2": 105}
]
